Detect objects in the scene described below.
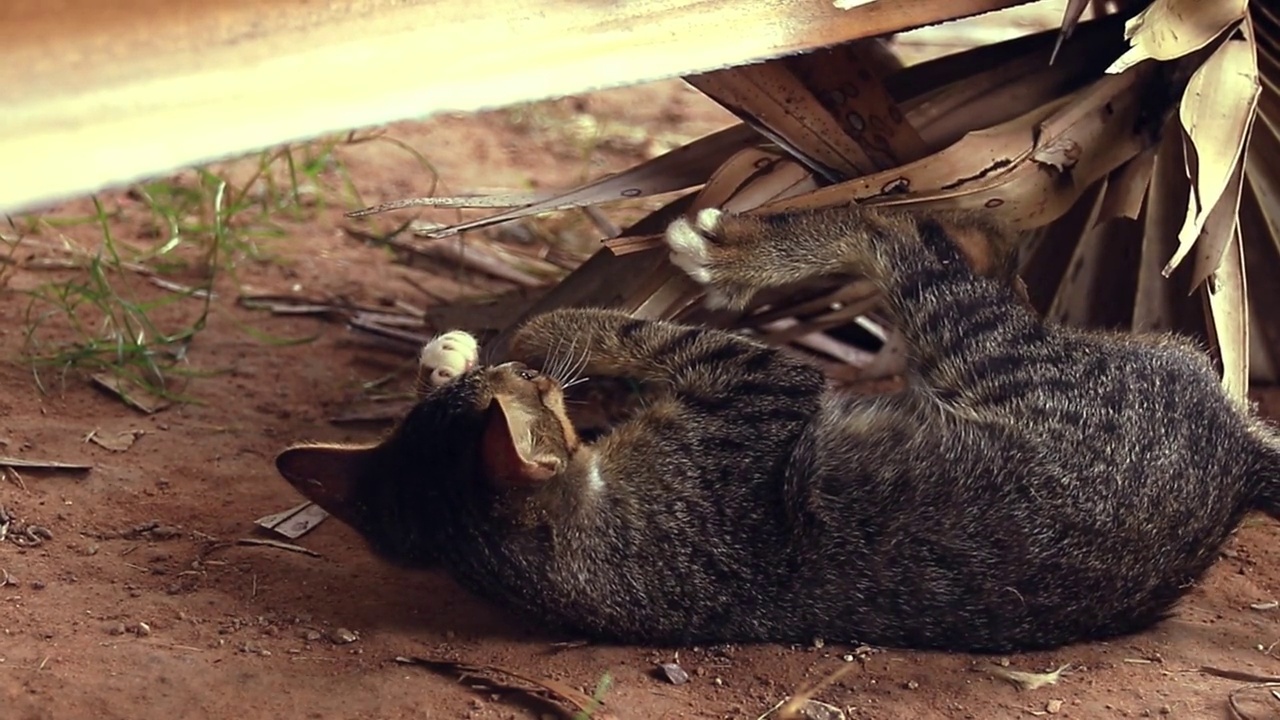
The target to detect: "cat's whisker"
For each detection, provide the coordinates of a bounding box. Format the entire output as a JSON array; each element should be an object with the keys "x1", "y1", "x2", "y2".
[
  {"x1": 480, "y1": 338, "x2": 499, "y2": 367},
  {"x1": 563, "y1": 343, "x2": 592, "y2": 387},
  {"x1": 550, "y1": 335, "x2": 581, "y2": 385},
  {"x1": 561, "y1": 377, "x2": 590, "y2": 390},
  {"x1": 545, "y1": 335, "x2": 571, "y2": 383}
]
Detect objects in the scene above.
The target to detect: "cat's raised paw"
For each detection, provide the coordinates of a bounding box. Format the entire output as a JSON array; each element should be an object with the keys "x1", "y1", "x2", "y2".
[
  {"x1": 664, "y1": 209, "x2": 722, "y2": 284},
  {"x1": 419, "y1": 330, "x2": 479, "y2": 387},
  {"x1": 667, "y1": 209, "x2": 744, "y2": 308}
]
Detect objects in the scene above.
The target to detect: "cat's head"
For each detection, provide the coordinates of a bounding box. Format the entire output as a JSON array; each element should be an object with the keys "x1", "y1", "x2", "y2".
[{"x1": 274, "y1": 361, "x2": 583, "y2": 567}]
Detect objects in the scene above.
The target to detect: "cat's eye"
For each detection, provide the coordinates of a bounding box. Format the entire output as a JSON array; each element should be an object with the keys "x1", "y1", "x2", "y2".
[{"x1": 518, "y1": 368, "x2": 539, "y2": 381}]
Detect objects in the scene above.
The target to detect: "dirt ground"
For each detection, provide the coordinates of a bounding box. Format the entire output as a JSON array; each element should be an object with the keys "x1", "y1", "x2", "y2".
[{"x1": 5, "y1": 21, "x2": 1280, "y2": 720}]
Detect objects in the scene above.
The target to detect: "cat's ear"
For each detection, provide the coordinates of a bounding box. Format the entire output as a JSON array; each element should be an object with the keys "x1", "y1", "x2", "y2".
[
  {"x1": 481, "y1": 396, "x2": 559, "y2": 487},
  {"x1": 275, "y1": 444, "x2": 378, "y2": 525}
]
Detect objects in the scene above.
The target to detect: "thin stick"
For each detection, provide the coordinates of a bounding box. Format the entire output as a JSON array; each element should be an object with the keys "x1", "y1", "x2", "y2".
[
  {"x1": 0, "y1": 456, "x2": 91, "y2": 471},
  {"x1": 234, "y1": 537, "x2": 322, "y2": 558}
]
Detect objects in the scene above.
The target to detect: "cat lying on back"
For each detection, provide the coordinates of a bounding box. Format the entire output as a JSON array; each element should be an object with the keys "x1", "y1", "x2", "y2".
[{"x1": 277, "y1": 205, "x2": 1280, "y2": 652}]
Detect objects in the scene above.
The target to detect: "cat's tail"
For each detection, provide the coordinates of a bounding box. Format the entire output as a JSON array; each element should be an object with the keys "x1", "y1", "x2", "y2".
[{"x1": 1252, "y1": 426, "x2": 1280, "y2": 519}]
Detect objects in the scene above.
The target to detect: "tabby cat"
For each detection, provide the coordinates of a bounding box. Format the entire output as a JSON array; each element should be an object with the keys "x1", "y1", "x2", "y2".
[{"x1": 276, "y1": 205, "x2": 1280, "y2": 652}]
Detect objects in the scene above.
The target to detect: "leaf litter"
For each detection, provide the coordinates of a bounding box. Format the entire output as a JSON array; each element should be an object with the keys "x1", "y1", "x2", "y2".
[{"x1": 395, "y1": 656, "x2": 618, "y2": 720}]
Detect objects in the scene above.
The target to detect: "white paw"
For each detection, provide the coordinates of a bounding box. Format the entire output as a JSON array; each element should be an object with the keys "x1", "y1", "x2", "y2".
[
  {"x1": 664, "y1": 208, "x2": 722, "y2": 284},
  {"x1": 419, "y1": 330, "x2": 479, "y2": 387}
]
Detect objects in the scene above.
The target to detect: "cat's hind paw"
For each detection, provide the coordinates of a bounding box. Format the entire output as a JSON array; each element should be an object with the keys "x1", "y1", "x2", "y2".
[{"x1": 419, "y1": 330, "x2": 479, "y2": 387}]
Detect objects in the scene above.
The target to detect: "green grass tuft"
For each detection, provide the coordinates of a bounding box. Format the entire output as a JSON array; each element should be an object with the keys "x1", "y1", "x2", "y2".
[{"x1": 13, "y1": 131, "x2": 439, "y2": 403}]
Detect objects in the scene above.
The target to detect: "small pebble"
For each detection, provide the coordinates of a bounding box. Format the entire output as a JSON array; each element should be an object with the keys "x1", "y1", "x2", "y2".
[
  {"x1": 657, "y1": 662, "x2": 689, "y2": 685},
  {"x1": 131, "y1": 622, "x2": 152, "y2": 637},
  {"x1": 104, "y1": 622, "x2": 127, "y2": 636},
  {"x1": 30, "y1": 581, "x2": 45, "y2": 590},
  {"x1": 903, "y1": 680, "x2": 919, "y2": 690},
  {"x1": 329, "y1": 627, "x2": 358, "y2": 645},
  {"x1": 299, "y1": 629, "x2": 322, "y2": 642}
]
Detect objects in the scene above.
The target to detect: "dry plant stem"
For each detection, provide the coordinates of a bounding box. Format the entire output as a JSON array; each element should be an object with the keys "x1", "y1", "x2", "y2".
[
  {"x1": 405, "y1": 236, "x2": 545, "y2": 288},
  {"x1": 233, "y1": 538, "x2": 322, "y2": 558},
  {"x1": 1228, "y1": 682, "x2": 1280, "y2": 720},
  {"x1": 771, "y1": 663, "x2": 857, "y2": 720},
  {"x1": 0, "y1": 457, "x2": 91, "y2": 471},
  {"x1": 346, "y1": 316, "x2": 429, "y2": 348}
]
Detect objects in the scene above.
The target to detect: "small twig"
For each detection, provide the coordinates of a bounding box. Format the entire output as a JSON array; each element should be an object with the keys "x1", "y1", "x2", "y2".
[
  {"x1": 139, "y1": 641, "x2": 205, "y2": 653},
  {"x1": 1201, "y1": 667, "x2": 1280, "y2": 683},
  {"x1": 345, "y1": 192, "x2": 550, "y2": 218},
  {"x1": 347, "y1": 316, "x2": 430, "y2": 347},
  {"x1": 408, "y1": 235, "x2": 547, "y2": 287},
  {"x1": 1228, "y1": 682, "x2": 1280, "y2": 720},
  {"x1": 3, "y1": 467, "x2": 26, "y2": 491},
  {"x1": 234, "y1": 537, "x2": 322, "y2": 558},
  {"x1": 770, "y1": 663, "x2": 857, "y2": 720},
  {"x1": 583, "y1": 205, "x2": 621, "y2": 238},
  {"x1": 398, "y1": 273, "x2": 449, "y2": 303},
  {"x1": 145, "y1": 276, "x2": 216, "y2": 299},
  {"x1": 396, "y1": 656, "x2": 617, "y2": 720},
  {"x1": 0, "y1": 456, "x2": 91, "y2": 471}
]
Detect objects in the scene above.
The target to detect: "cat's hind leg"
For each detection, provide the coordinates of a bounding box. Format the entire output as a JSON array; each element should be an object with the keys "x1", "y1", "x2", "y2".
[{"x1": 416, "y1": 330, "x2": 480, "y2": 394}]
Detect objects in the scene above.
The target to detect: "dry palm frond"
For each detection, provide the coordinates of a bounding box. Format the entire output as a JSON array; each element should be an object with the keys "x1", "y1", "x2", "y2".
[{"x1": 361, "y1": 0, "x2": 1276, "y2": 395}]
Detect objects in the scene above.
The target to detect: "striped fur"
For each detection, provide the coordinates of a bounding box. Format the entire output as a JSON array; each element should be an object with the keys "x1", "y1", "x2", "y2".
[{"x1": 277, "y1": 204, "x2": 1280, "y2": 652}]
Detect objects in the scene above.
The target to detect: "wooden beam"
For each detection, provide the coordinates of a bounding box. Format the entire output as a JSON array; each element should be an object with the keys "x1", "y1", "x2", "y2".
[{"x1": 0, "y1": 0, "x2": 1033, "y2": 215}]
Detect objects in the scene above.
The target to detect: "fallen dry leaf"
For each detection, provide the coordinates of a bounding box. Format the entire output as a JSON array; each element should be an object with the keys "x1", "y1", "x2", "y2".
[
  {"x1": 1202, "y1": 202, "x2": 1250, "y2": 402},
  {"x1": 988, "y1": 663, "x2": 1071, "y2": 691},
  {"x1": 1108, "y1": 0, "x2": 1248, "y2": 74},
  {"x1": 687, "y1": 62, "x2": 879, "y2": 181},
  {"x1": 384, "y1": 125, "x2": 756, "y2": 238},
  {"x1": 89, "y1": 373, "x2": 171, "y2": 415},
  {"x1": 86, "y1": 429, "x2": 143, "y2": 453},
  {"x1": 1168, "y1": 35, "x2": 1260, "y2": 276},
  {"x1": 254, "y1": 501, "x2": 330, "y2": 540}
]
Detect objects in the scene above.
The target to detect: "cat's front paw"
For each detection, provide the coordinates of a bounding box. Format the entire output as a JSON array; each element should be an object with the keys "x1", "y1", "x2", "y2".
[
  {"x1": 419, "y1": 330, "x2": 479, "y2": 387},
  {"x1": 665, "y1": 209, "x2": 720, "y2": 281},
  {"x1": 664, "y1": 209, "x2": 758, "y2": 310}
]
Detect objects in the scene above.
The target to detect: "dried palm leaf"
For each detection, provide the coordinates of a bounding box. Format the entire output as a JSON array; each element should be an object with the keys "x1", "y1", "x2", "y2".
[{"x1": 380, "y1": 0, "x2": 1280, "y2": 396}]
